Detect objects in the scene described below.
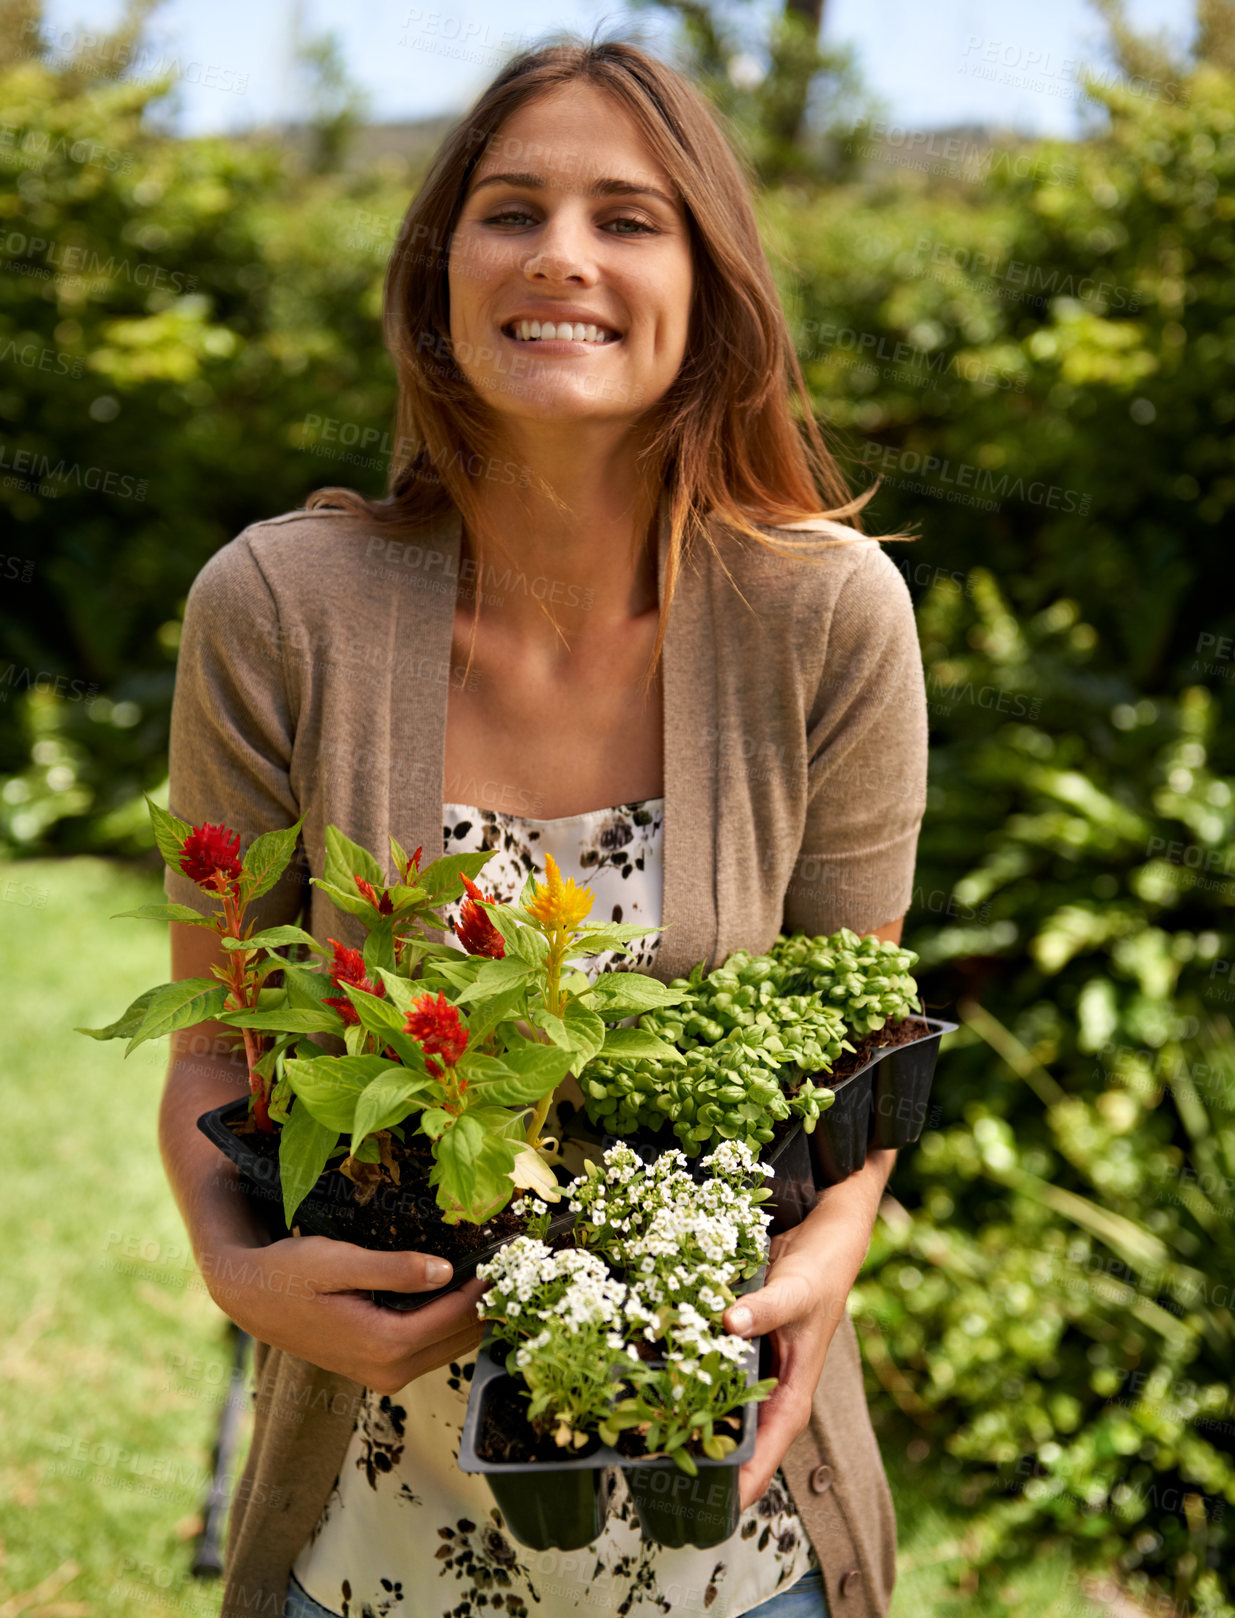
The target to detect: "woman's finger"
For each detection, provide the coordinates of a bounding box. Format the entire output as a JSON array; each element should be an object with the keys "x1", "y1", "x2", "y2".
[
  {"x1": 298, "y1": 1235, "x2": 460, "y2": 1295},
  {"x1": 737, "y1": 1380, "x2": 814, "y2": 1509},
  {"x1": 723, "y1": 1265, "x2": 816, "y2": 1338}
]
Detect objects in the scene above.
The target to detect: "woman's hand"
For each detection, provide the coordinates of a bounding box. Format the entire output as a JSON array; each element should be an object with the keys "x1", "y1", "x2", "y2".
[
  {"x1": 723, "y1": 1147, "x2": 896, "y2": 1510},
  {"x1": 203, "y1": 1228, "x2": 486, "y2": 1393}
]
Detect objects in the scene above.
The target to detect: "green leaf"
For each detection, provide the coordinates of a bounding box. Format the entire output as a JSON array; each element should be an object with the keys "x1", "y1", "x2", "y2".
[
  {"x1": 586, "y1": 974, "x2": 686, "y2": 1015},
  {"x1": 462, "y1": 1053, "x2": 562, "y2": 1108},
  {"x1": 420, "y1": 1106, "x2": 453, "y2": 1139},
  {"x1": 77, "y1": 985, "x2": 163, "y2": 1041},
  {"x1": 414, "y1": 850, "x2": 497, "y2": 904},
  {"x1": 112, "y1": 902, "x2": 219, "y2": 927},
  {"x1": 456, "y1": 1053, "x2": 513, "y2": 1084},
  {"x1": 343, "y1": 984, "x2": 407, "y2": 1040},
  {"x1": 124, "y1": 978, "x2": 229, "y2": 1055},
  {"x1": 284, "y1": 1054, "x2": 403, "y2": 1133},
  {"x1": 458, "y1": 984, "x2": 526, "y2": 1045},
  {"x1": 222, "y1": 924, "x2": 323, "y2": 953},
  {"x1": 351, "y1": 1070, "x2": 437, "y2": 1153},
  {"x1": 465, "y1": 1104, "x2": 528, "y2": 1138},
  {"x1": 432, "y1": 1115, "x2": 516, "y2": 1223},
  {"x1": 386, "y1": 883, "x2": 428, "y2": 915},
  {"x1": 362, "y1": 916, "x2": 398, "y2": 977},
  {"x1": 572, "y1": 922, "x2": 659, "y2": 947},
  {"x1": 427, "y1": 954, "x2": 486, "y2": 992},
  {"x1": 217, "y1": 1006, "x2": 342, "y2": 1034},
  {"x1": 389, "y1": 833, "x2": 413, "y2": 879},
  {"x1": 310, "y1": 878, "x2": 382, "y2": 921},
  {"x1": 372, "y1": 969, "x2": 421, "y2": 1014},
  {"x1": 240, "y1": 818, "x2": 305, "y2": 904},
  {"x1": 561, "y1": 1002, "x2": 607, "y2": 1065},
  {"x1": 600, "y1": 1028, "x2": 687, "y2": 1063},
  {"x1": 278, "y1": 1101, "x2": 340, "y2": 1226},
  {"x1": 507, "y1": 923, "x2": 549, "y2": 968},
  {"x1": 500, "y1": 1042, "x2": 577, "y2": 1088},
  {"x1": 147, "y1": 797, "x2": 193, "y2": 874},
  {"x1": 252, "y1": 1037, "x2": 295, "y2": 1082},
  {"x1": 323, "y1": 824, "x2": 384, "y2": 889},
  {"x1": 283, "y1": 964, "x2": 333, "y2": 1009},
  {"x1": 452, "y1": 957, "x2": 537, "y2": 1004}
]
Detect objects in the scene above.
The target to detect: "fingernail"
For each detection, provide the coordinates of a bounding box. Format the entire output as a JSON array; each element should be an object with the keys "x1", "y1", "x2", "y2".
[
  {"x1": 729, "y1": 1305, "x2": 753, "y2": 1335},
  {"x1": 426, "y1": 1258, "x2": 452, "y2": 1284}
]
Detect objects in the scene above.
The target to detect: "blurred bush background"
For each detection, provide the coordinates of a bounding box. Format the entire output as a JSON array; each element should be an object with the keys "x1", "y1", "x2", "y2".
[{"x1": 3, "y1": 0, "x2": 1233, "y2": 1611}]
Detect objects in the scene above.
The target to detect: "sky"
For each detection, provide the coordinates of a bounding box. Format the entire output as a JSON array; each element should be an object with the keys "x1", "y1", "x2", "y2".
[{"x1": 38, "y1": 0, "x2": 1196, "y2": 140}]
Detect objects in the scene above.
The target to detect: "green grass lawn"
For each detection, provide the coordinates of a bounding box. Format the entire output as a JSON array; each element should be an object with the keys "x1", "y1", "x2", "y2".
[
  {"x1": 0, "y1": 857, "x2": 245, "y2": 1618},
  {"x1": 0, "y1": 857, "x2": 1123, "y2": 1618}
]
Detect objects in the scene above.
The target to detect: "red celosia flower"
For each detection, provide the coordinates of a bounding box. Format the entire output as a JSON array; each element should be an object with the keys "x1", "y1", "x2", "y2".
[
  {"x1": 354, "y1": 874, "x2": 394, "y2": 915},
  {"x1": 455, "y1": 873, "x2": 506, "y2": 959},
  {"x1": 405, "y1": 991, "x2": 468, "y2": 1069},
  {"x1": 398, "y1": 845, "x2": 424, "y2": 883},
  {"x1": 323, "y1": 937, "x2": 386, "y2": 1026},
  {"x1": 179, "y1": 822, "x2": 243, "y2": 889}
]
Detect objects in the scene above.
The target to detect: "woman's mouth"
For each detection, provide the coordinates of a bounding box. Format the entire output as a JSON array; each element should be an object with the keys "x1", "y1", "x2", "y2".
[{"x1": 501, "y1": 319, "x2": 621, "y2": 347}]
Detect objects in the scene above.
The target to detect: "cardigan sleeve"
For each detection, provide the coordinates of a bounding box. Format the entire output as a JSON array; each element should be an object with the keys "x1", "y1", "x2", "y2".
[
  {"x1": 161, "y1": 532, "x2": 308, "y2": 931},
  {"x1": 781, "y1": 542, "x2": 928, "y2": 938}
]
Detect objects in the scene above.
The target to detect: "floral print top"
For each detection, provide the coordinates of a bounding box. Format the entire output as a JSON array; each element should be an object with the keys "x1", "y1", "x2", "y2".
[{"x1": 289, "y1": 798, "x2": 819, "y2": 1618}]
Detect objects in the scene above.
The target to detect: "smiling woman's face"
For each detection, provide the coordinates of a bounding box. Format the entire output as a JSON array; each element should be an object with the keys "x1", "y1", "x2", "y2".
[{"x1": 447, "y1": 81, "x2": 694, "y2": 427}]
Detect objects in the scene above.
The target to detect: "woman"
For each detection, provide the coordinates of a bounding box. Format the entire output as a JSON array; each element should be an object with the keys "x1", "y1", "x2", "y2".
[{"x1": 158, "y1": 35, "x2": 928, "y2": 1618}]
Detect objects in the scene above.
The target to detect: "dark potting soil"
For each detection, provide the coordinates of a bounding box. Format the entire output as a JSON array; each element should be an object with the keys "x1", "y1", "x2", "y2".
[
  {"x1": 792, "y1": 1014, "x2": 934, "y2": 1091},
  {"x1": 476, "y1": 1376, "x2": 603, "y2": 1464},
  {"x1": 476, "y1": 1373, "x2": 721, "y2": 1466},
  {"x1": 611, "y1": 1410, "x2": 740, "y2": 1462},
  {"x1": 226, "y1": 1112, "x2": 557, "y2": 1264}
]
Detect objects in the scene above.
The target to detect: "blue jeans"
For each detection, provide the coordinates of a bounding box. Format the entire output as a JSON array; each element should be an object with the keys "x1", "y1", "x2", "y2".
[
  {"x1": 747, "y1": 1566, "x2": 830, "y2": 1617},
  {"x1": 283, "y1": 1564, "x2": 829, "y2": 1617},
  {"x1": 282, "y1": 1574, "x2": 338, "y2": 1618}
]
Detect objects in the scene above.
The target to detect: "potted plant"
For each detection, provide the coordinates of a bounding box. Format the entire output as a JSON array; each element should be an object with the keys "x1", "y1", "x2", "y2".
[
  {"x1": 78, "y1": 799, "x2": 688, "y2": 1309},
  {"x1": 458, "y1": 1139, "x2": 777, "y2": 1551},
  {"x1": 574, "y1": 928, "x2": 957, "y2": 1194},
  {"x1": 765, "y1": 929, "x2": 958, "y2": 1176}
]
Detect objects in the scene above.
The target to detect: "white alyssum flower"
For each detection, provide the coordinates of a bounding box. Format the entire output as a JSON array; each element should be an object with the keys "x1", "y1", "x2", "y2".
[{"x1": 478, "y1": 1135, "x2": 774, "y2": 1455}]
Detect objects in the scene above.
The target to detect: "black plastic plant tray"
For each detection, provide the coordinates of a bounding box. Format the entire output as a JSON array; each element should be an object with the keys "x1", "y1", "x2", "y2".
[
  {"x1": 197, "y1": 1097, "x2": 577, "y2": 1313},
  {"x1": 807, "y1": 1015, "x2": 958, "y2": 1185},
  {"x1": 458, "y1": 1266, "x2": 766, "y2": 1551}
]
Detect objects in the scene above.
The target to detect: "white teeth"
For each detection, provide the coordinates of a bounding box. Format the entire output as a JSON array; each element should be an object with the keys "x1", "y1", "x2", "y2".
[{"x1": 508, "y1": 319, "x2": 616, "y2": 344}]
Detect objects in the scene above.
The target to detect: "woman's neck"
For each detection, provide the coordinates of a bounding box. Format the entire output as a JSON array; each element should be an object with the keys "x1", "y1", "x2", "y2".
[{"x1": 460, "y1": 424, "x2": 661, "y2": 641}]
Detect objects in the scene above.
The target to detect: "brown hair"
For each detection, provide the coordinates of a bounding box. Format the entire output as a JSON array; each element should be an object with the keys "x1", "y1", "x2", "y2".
[{"x1": 306, "y1": 30, "x2": 912, "y2": 666}]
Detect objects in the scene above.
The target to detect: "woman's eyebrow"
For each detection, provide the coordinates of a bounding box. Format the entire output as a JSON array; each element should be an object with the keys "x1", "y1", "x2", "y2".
[{"x1": 469, "y1": 170, "x2": 679, "y2": 210}]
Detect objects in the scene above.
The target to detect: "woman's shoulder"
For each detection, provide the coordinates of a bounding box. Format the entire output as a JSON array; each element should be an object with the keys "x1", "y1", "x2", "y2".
[
  {"x1": 185, "y1": 504, "x2": 456, "y2": 621},
  {"x1": 703, "y1": 508, "x2": 913, "y2": 629}
]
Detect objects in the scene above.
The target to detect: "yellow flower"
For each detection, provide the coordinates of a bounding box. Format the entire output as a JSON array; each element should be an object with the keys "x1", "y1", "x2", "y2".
[{"x1": 526, "y1": 852, "x2": 594, "y2": 932}]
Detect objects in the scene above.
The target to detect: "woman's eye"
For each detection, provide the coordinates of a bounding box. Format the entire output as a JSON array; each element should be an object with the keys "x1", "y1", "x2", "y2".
[{"x1": 484, "y1": 209, "x2": 656, "y2": 235}]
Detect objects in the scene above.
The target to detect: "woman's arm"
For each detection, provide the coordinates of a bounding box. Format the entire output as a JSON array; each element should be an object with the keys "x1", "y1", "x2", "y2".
[
  {"x1": 156, "y1": 532, "x2": 486, "y2": 1388},
  {"x1": 724, "y1": 1136, "x2": 897, "y2": 1509},
  {"x1": 728, "y1": 544, "x2": 930, "y2": 1504},
  {"x1": 160, "y1": 926, "x2": 486, "y2": 1395},
  {"x1": 723, "y1": 900, "x2": 905, "y2": 1508}
]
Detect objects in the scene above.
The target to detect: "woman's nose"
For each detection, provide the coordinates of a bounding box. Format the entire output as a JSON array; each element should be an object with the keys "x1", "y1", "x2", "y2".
[
  {"x1": 521, "y1": 211, "x2": 595, "y2": 282},
  {"x1": 525, "y1": 251, "x2": 585, "y2": 281}
]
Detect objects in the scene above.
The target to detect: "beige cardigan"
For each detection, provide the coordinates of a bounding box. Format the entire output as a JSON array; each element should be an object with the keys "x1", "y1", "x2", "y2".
[{"x1": 164, "y1": 489, "x2": 929, "y2": 1618}]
